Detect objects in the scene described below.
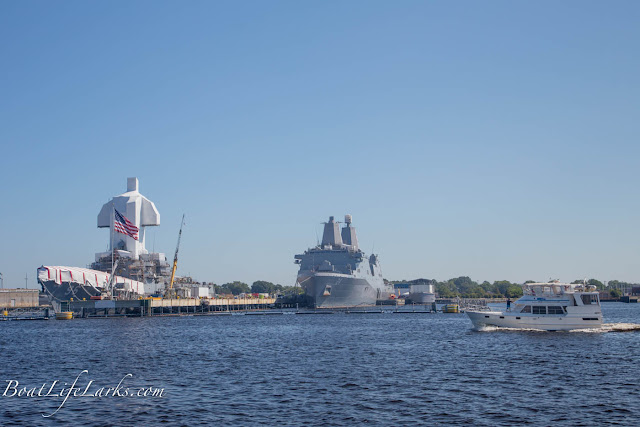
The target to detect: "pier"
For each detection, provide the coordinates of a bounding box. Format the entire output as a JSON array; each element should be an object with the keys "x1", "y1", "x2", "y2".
[
  {"x1": 55, "y1": 297, "x2": 278, "y2": 318},
  {"x1": 0, "y1": 289, "x2": 49, "y2": 320},
  {"x1": 42, "y1": 297, "x2": 480, "y2": 318},
  {"x1": 1, "y1": 298, "x2": 498, "y2": 319}
]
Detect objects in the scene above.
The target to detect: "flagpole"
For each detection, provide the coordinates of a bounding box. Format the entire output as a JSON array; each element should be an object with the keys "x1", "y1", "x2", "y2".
[{"x1": 111, "y1": 204, "x2": 114, "y2": 275}]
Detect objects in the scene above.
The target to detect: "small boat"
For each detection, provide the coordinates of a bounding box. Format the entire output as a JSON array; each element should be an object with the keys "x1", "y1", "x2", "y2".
[
  {"x1": 55, "y1": 311, "x2": 74, "y2": 320},
  {"x1": 466, "y1": 281, "x2": 602, "y2": 331},
  {"x1": 442, "y1": 304, "x2": 459, "y2": 313}
]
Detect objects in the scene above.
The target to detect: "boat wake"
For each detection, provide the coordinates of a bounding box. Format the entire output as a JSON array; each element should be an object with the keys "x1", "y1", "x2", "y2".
[
  {"x1": 476, "y1": 323, "x2": 640, "y2": 333},
  {"x1": 570, "y1": 323, "x2": 640, "y2": 333}
]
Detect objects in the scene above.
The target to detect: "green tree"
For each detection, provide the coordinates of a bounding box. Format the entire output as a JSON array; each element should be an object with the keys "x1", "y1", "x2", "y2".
[
  {"x1": 452, "y1": 276, "x2": 477, "y2": 295},
  {"x1": 493, "y1": 280, "x2": 513, "y2": 296},
  {"x1": 438, "y1": 276, "x2": 478, "y2": 297},
  {"x1": 251, "y1": 281, "x2": 276, "y2": 294},
  {"x1": 281, "y1": 285, "x2": 304, "y2": 295},
  {"x1": 479, "y1": 281, "x2": 494, "y2": 295},
  {"x1": 505, "y1": 284, "x2": 523, "y2": 298},
  {"x1": 221, "y1": 281, "x2": 250, "y2": 295},
  {"x1": 436, "y1": 281, "x2": 458, "y2": 298},
  {"x1": 587, "y1": 279, "x2": 605, "y2": 290}
]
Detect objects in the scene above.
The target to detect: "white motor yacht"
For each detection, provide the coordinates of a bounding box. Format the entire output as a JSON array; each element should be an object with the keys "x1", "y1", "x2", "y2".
[{"x1": 466, "y1": 281, "x2": 602, "y2": 331}]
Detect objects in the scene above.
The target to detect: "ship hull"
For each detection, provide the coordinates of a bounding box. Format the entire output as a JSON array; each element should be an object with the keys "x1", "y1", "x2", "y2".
[
  {"x1": 300, "y1": 273, "x2": 383, "y2": 308},
  {"x1": 40, "y1": 280, "x2": 101, "y2": 302},
  {"x1": 37, "y1": 266, "x2": 147, "y2": 303}
]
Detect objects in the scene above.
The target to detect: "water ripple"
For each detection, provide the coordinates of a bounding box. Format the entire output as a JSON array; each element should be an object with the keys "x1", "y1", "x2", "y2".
[{"x1": 1, "y1": 304, "x2": 640, "y2": 425}]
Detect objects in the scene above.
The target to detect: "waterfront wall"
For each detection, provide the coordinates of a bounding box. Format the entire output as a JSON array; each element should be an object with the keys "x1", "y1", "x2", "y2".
[{"x1": 0, "y1": 289, "x2": 39, "y2": 308}]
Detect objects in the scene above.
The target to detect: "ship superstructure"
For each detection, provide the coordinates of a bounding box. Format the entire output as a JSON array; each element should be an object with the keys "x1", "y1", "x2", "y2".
[
  {"x1": 91, "y1": 177, "x2": 170, "y2": 293},
  {"x1": 294, "y1": 215, "x2": 390, "y2": 308},
  {"x1": 39, "y1": 178, "x2": 171, "y2": 302}
]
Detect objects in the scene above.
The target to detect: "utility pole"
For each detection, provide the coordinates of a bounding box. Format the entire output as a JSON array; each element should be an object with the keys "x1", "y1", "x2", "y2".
[
  {"x1": 25, "y1": 273, "x2": 28, "y2": 289},
  {"x1": 0, "y1": 272, "x2": 3, "y2": 289}
]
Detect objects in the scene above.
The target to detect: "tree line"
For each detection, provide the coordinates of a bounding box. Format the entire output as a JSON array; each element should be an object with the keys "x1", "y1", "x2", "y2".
[
  {"x1": 210, "y1": 277, "x2": 637, "y2": 298},
  {"x1": 388, "y1": 277, "x2": 638, "y2": 299},
  {"x1": 213, "y1": 281, "x2": 304, "y2": 296}
]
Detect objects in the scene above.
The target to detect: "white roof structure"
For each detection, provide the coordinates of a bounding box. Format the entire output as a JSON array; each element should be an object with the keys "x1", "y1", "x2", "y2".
[
  {"x1": 37, "y1": 266, "x2": 145, "y2": 295},
  {"x1": 96, "y1": 177, "x2": 160, "y2": 260}
]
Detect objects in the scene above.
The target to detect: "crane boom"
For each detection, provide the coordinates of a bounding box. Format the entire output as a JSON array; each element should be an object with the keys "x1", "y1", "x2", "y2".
[{"x1": 169, "y1": 214, "x2": 185, "y2": 290}]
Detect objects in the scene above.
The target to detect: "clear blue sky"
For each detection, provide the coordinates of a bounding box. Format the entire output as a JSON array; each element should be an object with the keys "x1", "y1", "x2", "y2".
[{"x1": 1, "y1": 1, "x2": 638, "y2": 288}]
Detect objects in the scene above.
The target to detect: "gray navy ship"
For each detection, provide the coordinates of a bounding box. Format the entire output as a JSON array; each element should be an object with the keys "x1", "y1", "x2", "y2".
[{"x1": 294, "y1": 215, "x2": 391, "y2": 308}]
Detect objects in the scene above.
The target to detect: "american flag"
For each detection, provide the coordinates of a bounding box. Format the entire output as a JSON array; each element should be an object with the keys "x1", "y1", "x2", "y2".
[{"x1": 114, "y1": 209, "x2": 139, "y2": 240}]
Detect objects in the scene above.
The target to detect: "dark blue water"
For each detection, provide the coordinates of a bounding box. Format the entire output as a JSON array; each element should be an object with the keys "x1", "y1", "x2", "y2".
[{"x1": 1, "y1": 303, "x2": 640, "y2": 426}]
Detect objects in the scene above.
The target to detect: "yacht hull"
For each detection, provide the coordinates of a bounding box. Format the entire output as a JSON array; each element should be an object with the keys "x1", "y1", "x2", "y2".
[{"x1": 466, "y1": 310, "x2": 603, "y2": 331}]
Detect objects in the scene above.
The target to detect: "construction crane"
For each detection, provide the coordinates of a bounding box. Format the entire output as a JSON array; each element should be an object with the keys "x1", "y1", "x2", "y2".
[{"x1": 168, "y1": 214, "x2": 185, "y2": 291}]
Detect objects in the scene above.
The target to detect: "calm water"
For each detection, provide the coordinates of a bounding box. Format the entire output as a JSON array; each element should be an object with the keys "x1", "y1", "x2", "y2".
[{"x1": 1, "y1": 303, "x2": 640, "y2": 426}]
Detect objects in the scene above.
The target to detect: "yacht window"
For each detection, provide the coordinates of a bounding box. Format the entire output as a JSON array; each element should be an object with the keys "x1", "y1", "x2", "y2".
[
  {"x1": 532, "y1": 306, "x2": 546, "y2": 315},
  {"x1": 547, "y1": 306, "x2": 564, "y2": 314},
  {"x1": 520, "y1": 305, "x2": 531, "y2": 313},
  {"x1": 581, "y1": 295, "x2": 592, "y2": 305}
]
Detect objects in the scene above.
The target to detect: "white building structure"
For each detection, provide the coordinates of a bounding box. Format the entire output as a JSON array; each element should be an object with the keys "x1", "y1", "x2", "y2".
[{"x1": 96, "y1": 177, "x2": 160, "y2": 261}]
